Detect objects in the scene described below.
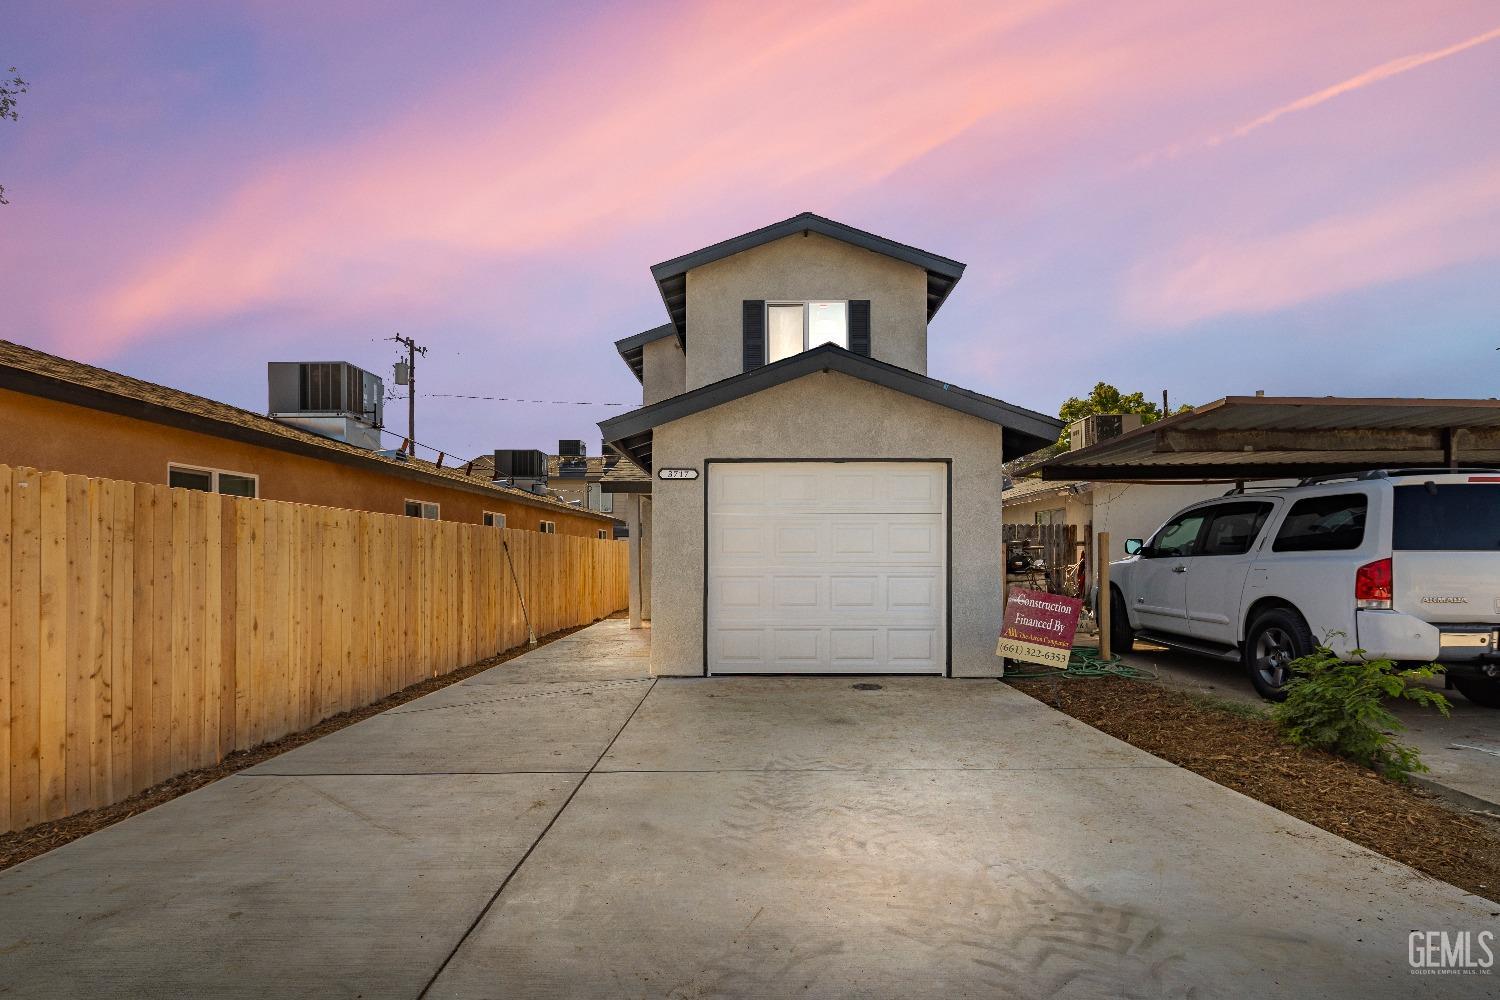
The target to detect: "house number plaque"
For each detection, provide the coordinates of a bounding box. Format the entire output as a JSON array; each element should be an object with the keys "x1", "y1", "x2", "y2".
[{"x1": 657, "y1": 468, "x2": 699, "y2": 480}]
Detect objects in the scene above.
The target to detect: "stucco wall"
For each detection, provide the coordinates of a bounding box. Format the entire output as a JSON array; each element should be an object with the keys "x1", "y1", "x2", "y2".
[
  {"x1": 649, "y1": 371, "x2": 1005, "y2": 678},
  {"x1": 683, "y1": 232, "x2": 929, "y2": 391},
  {"x1": 0, "y1": 388, "x2": 612, "y2": 537},
  {"x1": 641, "y1": 337, "x2": 686, "y2": 406}
]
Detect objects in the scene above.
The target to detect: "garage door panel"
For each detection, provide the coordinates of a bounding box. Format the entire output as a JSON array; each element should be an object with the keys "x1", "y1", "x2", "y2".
[
  {"x1": 887, "y1": 629, "x2": 940, "y2": 669},
  {"x1": 771, "y1": 629, "x2": 823, "y2": 666},
  {"x1": 709, "y1": 463, "x2": 944, "y2": 516},
  {"x1": 771, "y1": 575, "x2": 821, "y2": 610},
  {"x1": 830, "y1": 628, "x2": 880, "y2": 667},
  {"x1": 708, "y1": 462, "x2": 946, "y2": 675}
]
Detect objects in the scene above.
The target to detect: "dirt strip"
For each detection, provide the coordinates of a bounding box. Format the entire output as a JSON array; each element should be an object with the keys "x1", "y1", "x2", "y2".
[
  {"x1": 0, "y1": 613, "x2": 624, "y2": 873},
  {"x1": 1011, "y1": 674, "x2": 1500, "y2": 906}
]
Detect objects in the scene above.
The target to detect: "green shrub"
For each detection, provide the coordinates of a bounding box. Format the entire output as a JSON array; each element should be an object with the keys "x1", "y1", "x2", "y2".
[{"x1": 1271, "y1": 645, "x2": 1449, "y2": 780}]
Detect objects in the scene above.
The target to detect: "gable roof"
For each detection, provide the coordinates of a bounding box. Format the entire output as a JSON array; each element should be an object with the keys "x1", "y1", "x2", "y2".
[
  {"x1": 613, "y1": 323, "x2": 677, "y2": 383},
  {"x1": 598, "y1": 343, "x2": 1061, "y2": 473},
  {"x1": 0, "y1": 340, "x2": 615, "y2": 520},
  {"x1": 649, "y1": 212, "x2": 966, "y2": 341}
]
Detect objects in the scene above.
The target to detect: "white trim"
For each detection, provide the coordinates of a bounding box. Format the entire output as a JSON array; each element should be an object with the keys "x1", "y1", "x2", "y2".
[
  {"x1": 539, "y1": 520, "x2": 557, "y2": 534},
  {"x1": 483, "y1": 511, "x2": 507, "y2": 528},
  {"x1": 596, "y1": 528, "x2": 609, "y2": 539},
  {"x1": 167, "y1": 462, "x2": 260, "y2": 498},
  {"x1": 404, "y1": 499, "x2": 440, "y2": 519}
]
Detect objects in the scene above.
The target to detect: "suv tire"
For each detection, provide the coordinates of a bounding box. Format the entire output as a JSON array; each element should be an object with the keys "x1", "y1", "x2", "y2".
[
  {"x1": 1453, "y1": 676, "x2": 1500, "y2": 709},
  {"x1": 1109, "y1": 587, "x2": 1134, "y2": 655},
  {"x1": 1243, "y1": 607, "x2": 1314, "y2": 701}
]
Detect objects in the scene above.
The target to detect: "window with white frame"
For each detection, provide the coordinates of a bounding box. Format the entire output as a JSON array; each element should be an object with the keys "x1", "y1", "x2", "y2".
[
  {"x1": 597, "y1": 528, "x2": 608, "y2": 539},
  {"x1": 766, "y1": 301, "x2": 848, "y2": 363},
  {"x1": 168, "y1": 463, "x2": 258, "y2": 498},
  {"x1": 404, "y1": 500, "x2": 440, "y2": 519},
  {"x1": 539, "y1": 520, "x2": 556, "y2": 534},
  {"x1": 483, "y1": 511, "x2": 507, "y2": 528}
]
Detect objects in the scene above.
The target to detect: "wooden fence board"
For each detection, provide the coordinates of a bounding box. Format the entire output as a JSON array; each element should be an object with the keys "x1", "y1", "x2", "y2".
[{"x1": 0, "y1": 463, "x2": 628, "y2": 833}]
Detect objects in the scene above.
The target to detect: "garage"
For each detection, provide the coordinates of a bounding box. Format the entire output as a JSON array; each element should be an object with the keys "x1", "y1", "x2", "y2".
[{"x1": 706, "y1": 460, "x2": 947, "y2": 674}]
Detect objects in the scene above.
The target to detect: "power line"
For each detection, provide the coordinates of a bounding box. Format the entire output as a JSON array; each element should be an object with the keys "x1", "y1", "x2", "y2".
[{"x1": 426, "y1": 392, "x2": 630, "y2": 407}]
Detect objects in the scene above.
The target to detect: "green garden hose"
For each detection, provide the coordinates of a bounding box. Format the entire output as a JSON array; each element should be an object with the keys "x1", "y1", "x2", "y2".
[{"x1": 1003, "y1": 646, "x2": 1159, "y2": 680}]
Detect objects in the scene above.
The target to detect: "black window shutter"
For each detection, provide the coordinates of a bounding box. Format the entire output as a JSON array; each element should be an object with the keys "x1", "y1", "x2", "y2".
[
  {"x1": 742, "y1": 300, "x2": 766, "y2": 371},
  {"x1": 849, "y1": 300, "x2": 871, "y2": 356}
]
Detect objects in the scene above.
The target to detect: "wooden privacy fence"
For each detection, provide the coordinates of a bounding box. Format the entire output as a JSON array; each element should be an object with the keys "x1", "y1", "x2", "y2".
[{"x1": 0, "y1": 463, "x2": 628, "y2": 834}]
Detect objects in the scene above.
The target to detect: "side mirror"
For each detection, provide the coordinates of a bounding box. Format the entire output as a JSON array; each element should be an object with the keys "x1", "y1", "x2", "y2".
[{"x1": 1124, "y1": 538, "x2": 1143, "y2": 556}]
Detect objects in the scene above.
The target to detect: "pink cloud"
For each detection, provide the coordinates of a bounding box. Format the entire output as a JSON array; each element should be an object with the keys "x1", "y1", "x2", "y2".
[
  {"x1": 1122, "y1": 161, "x2": 1500, "y2": 327},
  {"x1": 78, "y1": 0, "x2": 1115, "y2": 354}
]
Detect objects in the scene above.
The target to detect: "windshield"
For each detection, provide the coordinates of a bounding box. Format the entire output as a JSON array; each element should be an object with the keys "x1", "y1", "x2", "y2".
[{"x1": 1392, "y1": 484, "x2": 1500, "y2": 551}]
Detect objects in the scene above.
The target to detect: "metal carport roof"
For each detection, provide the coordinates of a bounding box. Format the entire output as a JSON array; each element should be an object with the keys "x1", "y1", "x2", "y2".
[{"x1": 1026, "y1": 396, "x2": 1500, "y2": 481}]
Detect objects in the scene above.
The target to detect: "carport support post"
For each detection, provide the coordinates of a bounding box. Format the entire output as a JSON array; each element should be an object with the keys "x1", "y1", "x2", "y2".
[{"x1": 1098, "y1": 531, "x2": 1111, "y2": 660}]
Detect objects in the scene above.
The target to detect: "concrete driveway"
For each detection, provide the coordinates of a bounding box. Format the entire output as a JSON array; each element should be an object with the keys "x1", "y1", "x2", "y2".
[
  {"x1": 1120, "y1": 642, "x2": 1500, "y2": 812},
  {"x1": 1, "y1": 620, "x2": 1495, "y2": 999}
]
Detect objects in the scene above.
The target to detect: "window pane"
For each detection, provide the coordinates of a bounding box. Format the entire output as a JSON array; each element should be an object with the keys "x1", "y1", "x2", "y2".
[
  {"x1": 1393, "y1": 485, "x2": 1500, "y2": 551},
  {"x1": 1146, "y1": 513, "x2": 1206, "y2": 558},
  {"x1": 217, "y1": 473, "x2": 257, "y2": 498},
  {"x1": 1198, "y1": 502, "x2": 1272, "y2": 556},
  {"x1": 808, "y1": 301, "x2": 847, "y2": 349},
  {"x1": 767, "y1": 305, "x2": 803, "y2": 363},
  {"x1": 1273, "y1": 494, "x2": 1367, "y2": 552},
  {"x1": 169, "y1": 467, "x2": 213, "y2": 492}
]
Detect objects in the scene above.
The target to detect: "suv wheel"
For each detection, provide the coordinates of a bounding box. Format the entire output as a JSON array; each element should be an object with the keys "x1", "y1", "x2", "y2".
[
  {"x1": 1453, "y1": 676, "x2": 1500, "y2": 709},
  {"x1": 1109, "y1": 587, "x2": 1134, "y2": 655},
  {"x1": 1243, "y1": 608, "x2": 1314, "y2": 701}
]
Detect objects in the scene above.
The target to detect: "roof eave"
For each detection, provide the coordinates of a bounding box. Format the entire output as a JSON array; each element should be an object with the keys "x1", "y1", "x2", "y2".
[{"x1": 599, "y1": 345, "x2": 1061, "y2": 472}]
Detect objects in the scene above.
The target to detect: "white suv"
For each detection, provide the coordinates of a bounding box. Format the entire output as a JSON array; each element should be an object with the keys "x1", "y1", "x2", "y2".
[{"x1": 1107, "y1": 469, "x2": 1500, "y2": 705}]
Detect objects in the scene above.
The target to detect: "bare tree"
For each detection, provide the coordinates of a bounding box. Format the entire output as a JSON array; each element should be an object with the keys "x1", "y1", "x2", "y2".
[{"x1": 1, "y1": 67, "x2": 29, "y2": 206}]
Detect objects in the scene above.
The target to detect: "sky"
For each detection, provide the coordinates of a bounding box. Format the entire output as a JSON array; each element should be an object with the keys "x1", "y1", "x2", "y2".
[{"x1": 2, "y1": 1, "x2": 1498, "y2": 462}]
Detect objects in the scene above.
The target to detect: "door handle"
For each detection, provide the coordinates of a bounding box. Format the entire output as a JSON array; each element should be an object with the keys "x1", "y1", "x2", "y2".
[{"x1": 1172, "y1": 565, "x2": 1188, "y2": 574}]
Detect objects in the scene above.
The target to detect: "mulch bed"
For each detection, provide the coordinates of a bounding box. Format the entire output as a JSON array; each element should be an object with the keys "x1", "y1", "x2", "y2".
[
  {"x1": 0, "y1": 613, "x2": 624, "y2": 873},
  {"x1": 1010, "y1": 674, "x2": 1500, "y2": 904}
]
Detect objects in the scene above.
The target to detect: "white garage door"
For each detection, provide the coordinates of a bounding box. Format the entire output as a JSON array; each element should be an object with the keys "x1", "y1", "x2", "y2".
[{"x1": 707, "y1": 461, "x2": 946, "y2": 674}]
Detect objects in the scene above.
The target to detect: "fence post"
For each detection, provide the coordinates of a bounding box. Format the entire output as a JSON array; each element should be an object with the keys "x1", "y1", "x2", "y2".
[{"x1": 1097, "y1": 531, "x2": 1111, "y2": 660}]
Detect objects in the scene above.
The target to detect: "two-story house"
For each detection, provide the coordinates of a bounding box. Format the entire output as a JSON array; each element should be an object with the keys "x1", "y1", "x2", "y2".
[{"x1": 600, "y1": 213, "x2": 1062, "y2": 678}]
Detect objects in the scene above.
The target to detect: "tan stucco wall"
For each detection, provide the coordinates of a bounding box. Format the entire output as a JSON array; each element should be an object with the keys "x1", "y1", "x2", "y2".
[
  {"x1": 683, "y1": 232, "x2": 930, "y2": 390},
  {"x1": 641, "y1": 337, "x2": 686, "y2": 406},
  {"x1": 0, "y1": 388, "x2": 611, "y2": 537},
  {"x1": 649, "y1": 371, "x2": 1004, "y2": 678}
]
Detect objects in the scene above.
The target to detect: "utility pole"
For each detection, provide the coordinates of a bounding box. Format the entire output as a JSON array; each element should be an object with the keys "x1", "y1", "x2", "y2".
[
  {"x1": 389, "y1": 334, "x2": 427, "y2": 456},
  {"x1": 1162, "y1": 389, "x2": 1169, "y2": 418}
]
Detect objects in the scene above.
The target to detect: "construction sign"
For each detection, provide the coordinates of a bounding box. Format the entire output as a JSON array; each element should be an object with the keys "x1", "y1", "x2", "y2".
[{"x1": 996, "y1": 587, "x2": 1082, "y2": 669}]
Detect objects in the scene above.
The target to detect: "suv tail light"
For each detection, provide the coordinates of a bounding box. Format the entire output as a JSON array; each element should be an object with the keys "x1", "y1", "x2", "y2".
[{"x1": 1355, "y1": 557, "x2": 1393, "y2": 610}]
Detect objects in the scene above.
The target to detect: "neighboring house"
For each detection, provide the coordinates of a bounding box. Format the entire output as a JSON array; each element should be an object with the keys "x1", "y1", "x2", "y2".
[
  {"x1": 0, "y1": 340, "x2": 616, "y2": 538},
  {"x1": 1002, "y1": 476, "x2": 1228, "y2": 569},
  {"x1": 465, "y1": 449, "x2": 623, "y2": 517},
  {"x1": 1003, "y1": 415, "x2": 1274, "y2": 569},
  {"x1": 599, "y1": 212, "x2": 1062, "y2": 677}
]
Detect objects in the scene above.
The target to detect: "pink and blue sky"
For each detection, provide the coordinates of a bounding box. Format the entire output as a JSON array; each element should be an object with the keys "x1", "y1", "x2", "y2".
[{"x1": 3, "y1": 2, "x2": 1498, "y2": 459}]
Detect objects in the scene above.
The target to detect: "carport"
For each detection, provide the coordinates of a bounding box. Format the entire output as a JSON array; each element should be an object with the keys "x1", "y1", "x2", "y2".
[{"x1": 1026, "y1": 395, "x2": 1500, "y2": 482}]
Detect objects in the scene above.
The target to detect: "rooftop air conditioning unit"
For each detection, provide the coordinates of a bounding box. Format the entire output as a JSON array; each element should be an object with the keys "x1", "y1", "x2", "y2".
[
  {"x1": 558, "y1": 439, "x2": 588, "y2": 477},
  {"x1": 495, "y1": 449, "x2": 549, "y2": 492},
  {"x1": 1068, "y1": 413, "x2": 1143, "y2": 452},
  {"x1": 268, "y1": 361, "x2": 385, "y2": 450}
]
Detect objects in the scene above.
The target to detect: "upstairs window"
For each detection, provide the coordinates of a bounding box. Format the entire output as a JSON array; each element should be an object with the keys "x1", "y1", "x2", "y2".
[
  {"x1": 766, "y1": 301, "x2": 848, "y2": 362},
  {"x1": 169, "y1": 464, "x2": 258, "y2": 498}
]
